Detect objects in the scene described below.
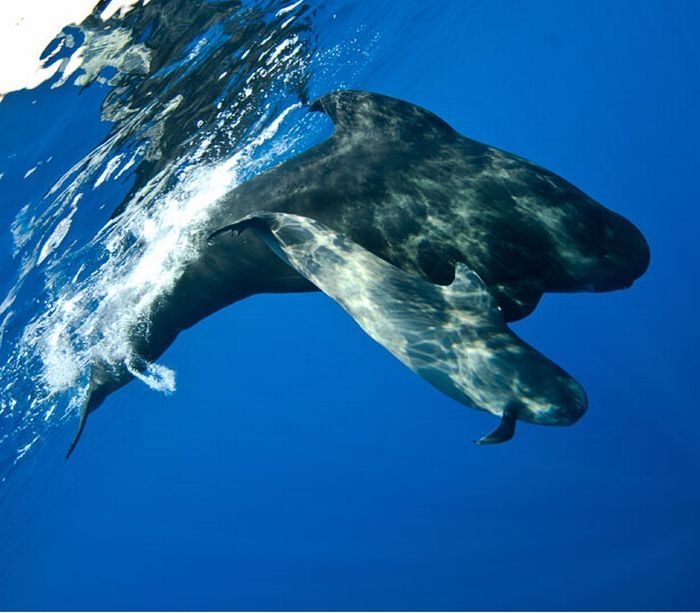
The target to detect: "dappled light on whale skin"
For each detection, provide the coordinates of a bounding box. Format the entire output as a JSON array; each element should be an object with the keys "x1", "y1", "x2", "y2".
[
  {"x1": 61, "y1": 89, "x2": 647, "y2": 452},
  {"x1": 0, "y1": 1, "x2": 651, "y2": 471},
  {"x1": 0, "y1": 2, "x2": 652, "y2": 472},
  {"x1": 210, "y1": 211, "x2": 589, "y2": 442},
  {"x1": 2, "y1": 2, "x2": 698, "y2": 610}
]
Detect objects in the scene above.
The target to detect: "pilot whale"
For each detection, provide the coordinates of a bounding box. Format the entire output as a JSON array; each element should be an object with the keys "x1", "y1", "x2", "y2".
[
  {"x1": 210, "y1": 211, "x2": 588, "y2": 443},
  {"x1": 66, "y1": 90, "x2": 649, "y2": 455}
]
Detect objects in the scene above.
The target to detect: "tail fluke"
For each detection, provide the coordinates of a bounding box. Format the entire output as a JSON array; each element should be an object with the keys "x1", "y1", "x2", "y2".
[
  {"x1": 64, "y1": 363, "x2": 119, "y2": 459},
  {"x1": 65, "y1": 400, "x2": 90, "y2": 459}
]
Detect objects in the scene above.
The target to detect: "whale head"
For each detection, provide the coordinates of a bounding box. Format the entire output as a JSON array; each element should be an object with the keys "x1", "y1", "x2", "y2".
[
  {"x1": 588, "y1": 209, "x2": 650, "y2": 291},
  {"x1": 506, "y1": 161, "x2": 651, "y2": 295},
  {"x1": 559, "y1": 204, "x2": 650, "y2": 293}
]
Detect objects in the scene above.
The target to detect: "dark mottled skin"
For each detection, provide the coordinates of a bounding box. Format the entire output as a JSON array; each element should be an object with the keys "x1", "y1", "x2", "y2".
[{"x1": 67, "y1": 91, "x2": 649, "y2": 455}]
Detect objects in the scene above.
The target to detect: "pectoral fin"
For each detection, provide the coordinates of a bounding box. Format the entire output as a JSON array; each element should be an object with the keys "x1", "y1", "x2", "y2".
[{"x1": 474, "y1": 409, "x2": 517, "y2": 445}]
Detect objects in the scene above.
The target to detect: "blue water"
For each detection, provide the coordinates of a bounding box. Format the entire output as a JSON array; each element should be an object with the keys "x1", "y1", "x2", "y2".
[{"x1": 0, "y1": 0, "x2": 698, "y2": 610}]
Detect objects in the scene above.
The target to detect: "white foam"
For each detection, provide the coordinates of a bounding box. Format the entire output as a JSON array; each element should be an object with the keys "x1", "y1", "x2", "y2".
[
  {"x1": 11, "y1": 204, "x2": 35, "y2": 255},
  {"x1": 94, "y1": 155, "x2": 124, "y2": 187},
  {"x1": 0, "y1": 292, "x2": 16, "y2": 316},
  {"x1": 25, "y1": 103, "x2": 302, "y2": 400},
  {"x1": 276, "y1": 0, "x2": 303, "y2": 18},
  {"x1": 114, "y1": 150, "x2": 141, "y2": 180},
  {"x1": 280, "y1": 16, "x2": 296, "y2": 30},
  {"x1": 37, "y1": 210, "x2": 75, "y2": 265},
  {"x1": 37, "y1": 193, "x2": 82, "y2": 265},
  {"x1": 15, "y1": 434, "x2": 39, "y2": 462},
  {"x1": 266, "y1": 36, "x2": 300, "y2": 66},
  {"x1": 129, "y1": 362, "x2": 176, "y2": 393},
  {"x1": 0, "y1": 0, "x2": 331, "y2": 478},
  {"x1": 0, "y1": 312, "x2": 13, "y2": 351}
]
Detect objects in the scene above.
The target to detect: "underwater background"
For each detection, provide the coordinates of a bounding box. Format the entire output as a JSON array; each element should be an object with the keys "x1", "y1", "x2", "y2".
[{"x1": 0, "y1": 0, "x2": 698, "y2": 609}]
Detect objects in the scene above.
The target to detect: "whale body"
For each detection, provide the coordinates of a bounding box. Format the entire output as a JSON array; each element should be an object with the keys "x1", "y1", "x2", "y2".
[
  {"x1": 67, "y1": 90, "x2": 650, "y2": 455},
  {"x1": 210, "y1": 211, "x2": 589, "y2": 443}
]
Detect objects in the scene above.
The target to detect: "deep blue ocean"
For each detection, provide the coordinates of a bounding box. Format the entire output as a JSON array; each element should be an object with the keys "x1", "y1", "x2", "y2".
[{"x1": 0, "y1": 0, "x2": 698, "y2": 610}]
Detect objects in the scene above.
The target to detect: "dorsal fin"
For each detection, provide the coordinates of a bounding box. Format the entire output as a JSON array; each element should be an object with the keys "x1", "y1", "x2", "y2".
[{"x1": 309, "y1": 90, "x2": 456, "y2": 140}]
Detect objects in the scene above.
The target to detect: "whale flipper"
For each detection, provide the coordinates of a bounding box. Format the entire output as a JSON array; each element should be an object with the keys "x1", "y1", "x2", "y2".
[
  {"x1": 474, "y1": 408, "x2": 517, "y2": 445},
  {"x1": 211, "y1": 211, "x2": 587, "y2": 438}
]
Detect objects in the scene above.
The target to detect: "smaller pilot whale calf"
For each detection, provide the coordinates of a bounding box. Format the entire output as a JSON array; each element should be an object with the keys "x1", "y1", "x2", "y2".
[
  {"x1": 65, "y1": 90, "x2": 650, "y2": 455},
  {"x1": 210, "y1": 212, "x2": 588, "y2": 443}
]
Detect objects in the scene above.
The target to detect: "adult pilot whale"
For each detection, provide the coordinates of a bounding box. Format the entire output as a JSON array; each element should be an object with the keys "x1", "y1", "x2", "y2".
[{"x1": 66, "y1": 90, "x2": 650, "y2": 456}]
